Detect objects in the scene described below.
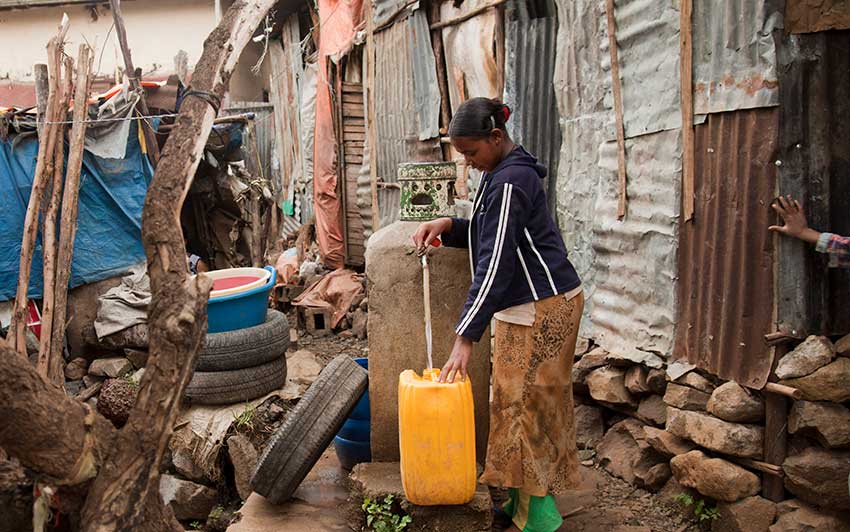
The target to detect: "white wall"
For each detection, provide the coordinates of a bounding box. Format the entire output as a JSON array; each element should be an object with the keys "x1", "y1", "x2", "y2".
[{"x1": 0, "y1": 0, "x2": 269, "y2": 101}]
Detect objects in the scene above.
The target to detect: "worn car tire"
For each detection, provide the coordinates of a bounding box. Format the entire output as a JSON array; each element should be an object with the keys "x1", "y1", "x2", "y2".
[
  {"x1": 185, "y1": 357, "x2": 287, "y2": 405},
  {"x1": 196, "y1": 310, "x2": 290, "y2": 372},
  {"x1": 251, "y1": 355, "x2": 368, "y2": 503}
]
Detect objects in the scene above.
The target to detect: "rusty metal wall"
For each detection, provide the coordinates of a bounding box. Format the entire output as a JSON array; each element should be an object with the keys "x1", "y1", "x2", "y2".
[
  {"x1": 775, "y1": 29, "x2": 850, "y2": 338},
  {"x1": 786, "y1": 0, "x2": 850, "y2": 33},
  {"x1": 676, "y1": 109, "x2": 778, "y2": 389},
  {"x1": 373, "y1": 18, "x2": 441, "y2": 228},
  {"x1": 222, "y1": 102, "x2": 275, "y2": 185}
]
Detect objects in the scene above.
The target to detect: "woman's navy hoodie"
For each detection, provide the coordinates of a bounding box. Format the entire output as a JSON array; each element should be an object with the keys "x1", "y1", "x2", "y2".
[{"x1": 442, "y1": 146, "x2": 581, "y2": 342}]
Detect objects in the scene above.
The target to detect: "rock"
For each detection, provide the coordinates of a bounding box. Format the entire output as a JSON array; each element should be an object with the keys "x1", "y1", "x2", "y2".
[
  {"x1": 666, "y1": 408, "x2": 763, "y2": 459},
  {"x1": 670, "y1": 450, "x2": 761, "y2": 502},
  {"x1": 572, "y1": 348, "x2": 610, "y2": 388},
  {"x1": 366, "y1": 221, "x2": 491, "y2": 462},
  {"x1": 712, "y1": 496, "x2": 776, "y2": 532},
  {"x1": 836, "y1": 333, "x2": 850, "y2": 356},
  {"x1": 625, "y1": 366, "x2": 650, "y2": 395},
  {"x1": 575, "y1": 404, "x2": 604, "y2": 449},
  {"x1": 663, "y1": 383, "x2": 710, "y2": 411},
  {"x1": 227, "y1": 434, "x2": 257, "y2": 501},
  {"x1": 124, "y1": 348, "x2": 149, "y2": 369},
  {"x1": 776, "y1": 335, "x2": 835, "y2": 380},
  {"x1": 637, "y1": 394, "x2": 667, "y2": 426},
  {"x1": 788, "y1": 401, "x2": 850, "y2": 448},
  {"x1": 65, "y1": 380, "x2": 84, "y2": 396},
  {"x1": 783, "y1": 447, "x2": 850, "y2": 510},
  {"x1": 597, "y1": 419, "x2": 669, "y2": 491},
  {"x1": 770, "y1": 500, "x2": 850, "y2": 532},
  {"x1": 674, "y1": 371, "x2": 716, "y2": 394},
  {"x1": 286, "y1": 350, "x2": 323, "y2": 386},
  {"x1": 706, "y1": 382, "x2": 765, "y2": 423},
  {"x1": 646, "y1": 369, "x2": 668, "y2": 395},
  {"x1": 96, "y1": 378, "x2": 138, "y2": 427},
  {"x1": 574, "y1": 336, "x2": 590, "y2": 357},
  {"x1": 586, "y1": 367, "x2": 637, "y2": 407},
  {"x1": 351, "y1": 308, "x2": 368, "y2": 340},
  {"x1": 605, "y1": 350, "x2": 665, "y2": 369},
  {"x1": 658, "y1": 476, "x2": 698, "y2": 508},
  {"x1": 348, "y1": 462, "x2": 492, "y2": 532},
  {"x1": 780, "y1": 358, "x2": 850, "y2": 403},
  {"x1": 83, "y1": 374, "x2": 105, "y2": 388},
  {"x1": 643, "y1": 426, "x2": 696, "y2": 457},
  {"x1": 159, "y1": 474, "x2": 218, "y2": 521},
  {"x1": 64, "y1": 357, "x2": 89, "y2": 380},
  {"x1": 87, "y1": 357, "x2": 133, "y2": 378}
]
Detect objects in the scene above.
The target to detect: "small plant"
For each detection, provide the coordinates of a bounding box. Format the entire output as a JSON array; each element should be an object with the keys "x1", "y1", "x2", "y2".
[
  {"x1": 208, "y1": 505, "x2": 224, "y2": 521},
  {"x1": 123, "y1": 372, "x2": 140, "y2": 389},
  {"x1": 189, "y1": 521, "x2": 203, "y2": 530},
  {"x1": 361, "y1": 495, "x2": 412, "y2": 532},
  {"x1": 675, "y1": 493, "x2": 719, "y2": 522},
  {"x1": 233, "y1": 403, "x2": 256, "y2": 433}
]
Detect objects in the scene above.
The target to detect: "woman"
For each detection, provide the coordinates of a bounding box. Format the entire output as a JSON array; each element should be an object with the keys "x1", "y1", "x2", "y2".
[{"x1": 413, "y1": 97, "x2": 583, "y2": 532}]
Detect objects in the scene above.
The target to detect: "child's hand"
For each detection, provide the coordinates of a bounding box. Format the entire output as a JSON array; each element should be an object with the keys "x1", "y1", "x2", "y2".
[
  {"x1": 770, "y1": 195, "x2": 820, "y2": 244},
  {"x1": 440, "y1": 335, "x2": 473, "y2": 383},
  {"x1": 413, "y1": 218, "x2": 452, "y2": 255}
]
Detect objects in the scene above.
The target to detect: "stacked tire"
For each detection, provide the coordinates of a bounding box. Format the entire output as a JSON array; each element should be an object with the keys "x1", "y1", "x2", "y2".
[{"x1": 185, "y1": 310, "x2": 290, "y2": 405}]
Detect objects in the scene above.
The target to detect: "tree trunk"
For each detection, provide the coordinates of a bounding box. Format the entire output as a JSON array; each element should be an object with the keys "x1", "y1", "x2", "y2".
[
  {"x1": 37, "y1": 54, "x2": 71, "y2": 387},
  {"x1": 79, "y1": 2, "x2": 277, "y2": 530},
  {"x1": 49, "y1": 45, "x2": 94, "y2": 383},
  {"x1": 0, "y1": 3, "x2": 276, "y2": 531},
  {"x1": 8, "y1": 19, "x2": 69, "y2": 355}
]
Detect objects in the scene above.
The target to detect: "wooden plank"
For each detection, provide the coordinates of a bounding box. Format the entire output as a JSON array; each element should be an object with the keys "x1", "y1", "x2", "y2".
[
  {"x1": 342, "y1": 93, "x2": 363, "y2": 104},
  {"x1": 342, "y1": 82, "x2": 361, "y2": 93},
  {"x1": 344, "y1": 124, "x2": 366, "y2": 133},
  {"x1": 764, "y1": 344, "x2": 788, "y2": 502},
  {"x1": 680, "y1": 0, "x2": 695, "y2": 222},
  {"x1": 33, "y1": 63, "x2": 48, "y2": 136},
  {"x1": 344, "y1": 131, "x2": 367, "y2": 142},
  {"x1": 605, "y1": 0, "x2": 628, "y2": 220}
]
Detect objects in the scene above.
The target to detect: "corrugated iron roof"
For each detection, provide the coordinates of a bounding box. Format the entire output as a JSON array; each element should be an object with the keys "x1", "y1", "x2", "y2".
[
  {"x1": 676, "y1": 108, "x2": 778, "y2": 388},
  {"x1": 776, "y1": 30, "x2": 850, "y2": 337},
  {"x1": 693, "y1": 0, "x2": 780, "y2": 115},
  {"x1": 408, "y1": 9, "x2": 440, "y2": 141}
]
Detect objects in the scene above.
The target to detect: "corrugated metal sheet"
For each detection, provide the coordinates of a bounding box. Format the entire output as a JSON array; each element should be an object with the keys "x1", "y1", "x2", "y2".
[
  {"x1": 373, "y1": 19, "x2": 441, "y2": 227},
  {"x1": 222, "y1": 102, "x2": 275, "y2": 184},
  {"x1": 692, "y1": 0, "x2": 780, "y2": 115},
  {"x1": 676, "y1": 109, "x2": 778, "y2": 388},
  {"x1": 786, "y1": 0, "x2": 850, "y2": 33},
  {"x1": 776, "y1": 30, "x2": 850, "y2": 337},
  {"x1": 408, "y1": 9, "x2": 440, "y2": 141},
  {"x1": 373, "y1": 0, "x2": 419, "y2": 28},
  {"x1": 441, "y1": 0, "x2": 504, "y2": 109},
  {"x1": 503, "y1": 6, "x2": 560, "y2": 209},
  {"x1": 297, "y1": 60, "x2": 317, "y2": 223},
  {"x1": 601, "y1": 0, "x2": 681, "y2": 139},
  {"x1": 553, "y1": 0, "x2": 679, "y2": 366}
]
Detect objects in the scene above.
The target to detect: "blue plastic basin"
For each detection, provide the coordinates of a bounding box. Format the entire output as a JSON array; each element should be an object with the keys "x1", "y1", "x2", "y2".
[
  {"x1": 337, "y1": 417, "x2": 370, "y2": 442},
  {"x1": 333, "y1": 436, "x2": 372, "y2": 471},
  {"x1": 207, "y1": 266, "x2": 276, "y2": 333}
]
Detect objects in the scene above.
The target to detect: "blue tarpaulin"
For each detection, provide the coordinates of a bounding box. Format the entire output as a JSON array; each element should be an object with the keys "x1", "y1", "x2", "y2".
[{"x1": 0, "y1": 128, "x2": 153, "y2": 301}]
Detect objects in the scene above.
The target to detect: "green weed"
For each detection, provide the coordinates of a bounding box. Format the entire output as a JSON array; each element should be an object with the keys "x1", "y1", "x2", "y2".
[{"x1": 361, "y1": 495, "x2": 412, "y2": 532}]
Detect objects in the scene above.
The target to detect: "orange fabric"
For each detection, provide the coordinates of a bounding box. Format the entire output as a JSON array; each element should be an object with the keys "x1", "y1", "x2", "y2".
[{"x1": 313, "y1": 0, "x2": 365, "y2": 269}]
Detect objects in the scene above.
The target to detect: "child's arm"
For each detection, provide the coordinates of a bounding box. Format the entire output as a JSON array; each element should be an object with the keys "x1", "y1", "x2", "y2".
[{"x1": 770, "y1": 195, "x2": 850, "y2": 268}]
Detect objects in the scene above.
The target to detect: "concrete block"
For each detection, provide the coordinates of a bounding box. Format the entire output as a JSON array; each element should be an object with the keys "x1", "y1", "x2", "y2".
[
  {"x1": 365, "y1": 221, "x2": 490, "y2": 463},
  {"x1": 299, "y1": 306, "x2": 332, "y2": 337},
  {"x1": 349, "y1": 462, "x2": 492, "y2": 532}
]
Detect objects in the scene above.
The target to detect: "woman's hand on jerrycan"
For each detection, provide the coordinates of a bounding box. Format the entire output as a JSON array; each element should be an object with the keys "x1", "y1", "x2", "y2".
[
  {"x1": 413, "y1": 218, "x2": 451, "y2": 256},
  {"x1": 440, "y1": 335, "x2": 473, "y2": 383}
]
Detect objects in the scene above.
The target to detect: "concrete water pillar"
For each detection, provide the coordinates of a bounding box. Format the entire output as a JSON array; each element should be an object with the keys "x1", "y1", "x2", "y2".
[{"x1": 365, "y1": 221, "x2": 491, "y2": 463}]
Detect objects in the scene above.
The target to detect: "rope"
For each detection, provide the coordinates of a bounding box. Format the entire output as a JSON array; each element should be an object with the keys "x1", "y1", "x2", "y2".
[{"x1": 182, "y1": 86, "x2": 222, "y2": 115}]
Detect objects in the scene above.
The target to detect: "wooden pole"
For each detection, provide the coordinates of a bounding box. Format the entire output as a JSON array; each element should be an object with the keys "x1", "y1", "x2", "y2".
[
  {"x1": 763, "y1": 344, "x2": 789, "y2": 502},
  {"x1": 428, "y1": 0, "x2": 452, "y2": 140},
  {"x1": 34, "y1": 63, "x2": 49, "y2": 137},
  {"x1": 49, "y1": 44, "x2": 93, "y2": 386},
  {"x1": 763, "y1": 381, "x2": 802, "y2": 400},
  {"x1": 366, "y1": 0, "x2": 381, "y2": 232},
  {"x1": 80, "y1": 3, "x2": 277, "y2": 529},
  {"x1": 8, "y1": 16, "x2": 69, "y2": 356},
  {"x1": 108, "y1": 0, "x2": 161, "y2": 166},
  {"x1": 605, "y1": 0, "x2": 628, "y2": 220},
  {"x1": 680, "y1": 0, "x2": 695, "y2": 222},
  {"x1": 36, "y1": 54, "x2": 71, "y2": 385},
  {"x1": 429, "y1": 0, "x2": 508, "y2": 30}
]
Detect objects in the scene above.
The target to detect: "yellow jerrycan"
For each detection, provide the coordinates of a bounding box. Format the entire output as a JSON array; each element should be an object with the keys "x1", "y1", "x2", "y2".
[{"x1": 398, "y1": 368, "x2": 476, "y2": 506}]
